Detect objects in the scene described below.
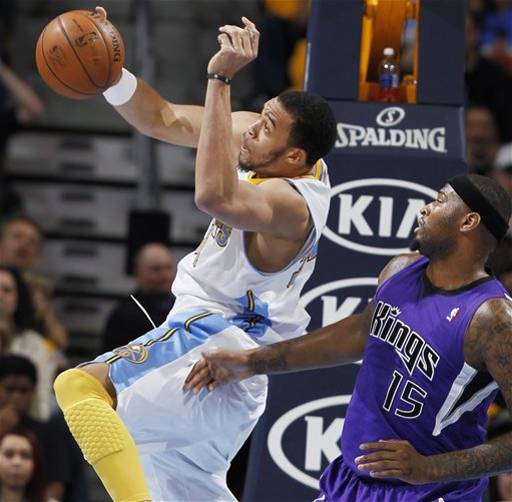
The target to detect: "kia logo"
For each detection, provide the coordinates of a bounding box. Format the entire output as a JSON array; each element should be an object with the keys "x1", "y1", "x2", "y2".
[
  {"x1": 376, "y1": 107, "x2": 406, "y2": 127},
  {"x1": 300, "y1": 278, "x2": 377, "y2": 327},
  {"x1": 267, "y1": 396, "x2": 351, "y2": 489},
  {"x1": 323, "y1": 178, "x2": 437, "y2": 256}
]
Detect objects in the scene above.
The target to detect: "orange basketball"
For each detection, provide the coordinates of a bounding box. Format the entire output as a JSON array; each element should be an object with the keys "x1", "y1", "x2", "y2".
[{"x1": 35, "y1": 10, "x2": 125, "y2": 100}]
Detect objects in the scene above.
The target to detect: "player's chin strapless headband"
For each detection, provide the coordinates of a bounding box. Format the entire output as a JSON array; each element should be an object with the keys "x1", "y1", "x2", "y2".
[{"x1": 448, "y1": 175, "x2": 509, "y2": 241}]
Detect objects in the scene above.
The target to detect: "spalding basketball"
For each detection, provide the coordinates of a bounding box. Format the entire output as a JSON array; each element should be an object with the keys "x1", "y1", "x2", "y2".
[{"x1": 35, "y1": 10, "x2": 125, "y2": 100}]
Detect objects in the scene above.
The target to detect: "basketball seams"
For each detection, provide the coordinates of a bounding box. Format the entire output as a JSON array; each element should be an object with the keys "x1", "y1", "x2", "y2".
[
  {"x1": 36, "y1": 10, "x2": 124, "y2": 99},
  {"x1": 40, "y1": 25, "x2": 96, "y2": 97},
  {"x1": 83, "y1": 13, "x2": 112, "y2": 87},
  {"x1": 57, "y1": 14, "x2": 105, "y2": 90}
]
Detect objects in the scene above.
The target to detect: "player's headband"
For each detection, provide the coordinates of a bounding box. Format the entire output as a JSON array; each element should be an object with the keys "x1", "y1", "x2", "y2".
[{"x1": 448, "y1": 175, "x2": 509, "y2": 242}]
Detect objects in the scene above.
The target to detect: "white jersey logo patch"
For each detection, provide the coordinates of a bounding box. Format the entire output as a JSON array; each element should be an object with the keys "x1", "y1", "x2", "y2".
[{"x1": 446, "y1": 307, "x2": 460, "y2": 322}]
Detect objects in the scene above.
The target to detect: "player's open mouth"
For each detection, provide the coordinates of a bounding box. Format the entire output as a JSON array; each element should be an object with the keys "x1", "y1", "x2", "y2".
[{"x1": 414, "y1": 216, "x2": 425, "y2": 233}]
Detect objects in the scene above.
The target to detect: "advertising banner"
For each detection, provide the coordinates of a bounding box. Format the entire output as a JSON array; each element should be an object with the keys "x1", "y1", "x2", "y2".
[{"x1": 244, "y1": 101, "x2": 465, "y2": 501}]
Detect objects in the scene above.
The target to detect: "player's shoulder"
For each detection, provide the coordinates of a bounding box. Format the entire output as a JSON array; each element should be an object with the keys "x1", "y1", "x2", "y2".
[
  {"x1": 256, "y1": 178, "x2": 309, "y2": 214},
  {"x1": 245, "y1": 175, "x2": 299, "y2": 195},
  {"x1": 378, "y1": 253, "x2": 423, "y2": 285},
  {"x1": 465, "y1": 295, "x2": 512, "y2": 369},
  {"x1": 472, "y1": 295, "x2": 512, "y2": 330}
]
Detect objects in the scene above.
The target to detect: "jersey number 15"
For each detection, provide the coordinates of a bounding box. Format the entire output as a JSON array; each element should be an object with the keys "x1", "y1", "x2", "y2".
[{"x1": 383, "y1": 370, "x2": 427, "y2": 419}]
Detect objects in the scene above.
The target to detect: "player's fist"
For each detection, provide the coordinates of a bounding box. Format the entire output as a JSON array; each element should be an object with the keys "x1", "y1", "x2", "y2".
[{"x1": 207, "y1": 17, "x2": 260, "y2": 79}]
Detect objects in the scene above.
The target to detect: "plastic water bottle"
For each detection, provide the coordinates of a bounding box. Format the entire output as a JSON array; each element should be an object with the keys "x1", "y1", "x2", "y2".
[{"x1": 378, "y1": 47, "x2": 400, "y2": 103}]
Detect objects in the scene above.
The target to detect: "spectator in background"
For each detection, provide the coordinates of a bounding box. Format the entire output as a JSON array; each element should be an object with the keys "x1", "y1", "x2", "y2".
[
  {"x1": 0, "y1": 266, "x2": 53, "y2": 420},
  {"x1": 499, "y1": 267, "x2": 512, "y2": 293},
  {"x1": 469, "y1": 0, "x2": 492, "y2": 25},
  {"x1": 0, "y1": 428, "x2": 50, "y2": 502},
  {"x1": 465, "y1": 105, "x2": 500, "y2": 174},
  {"x1": 0, "y1": 58, "x2": 45, "y2": 131},
  {"x1": 488, "y1": 233, "x2": 512, "y2": 279},
  {"x1": 487, "y1": 147, "x2": 512, "y2": 280},
  {"x1": 0, "y1": 54, "x2": 45, "y2": 221},
  {"x1": 488, "y1": 143, "x2": 512, "y2": 293},
  {"x1": 0, "y1": 309, "x2": 13, "y2": 355},
  {"x1": 494, "y1": 472, "x2": 512, "y2": 501},
  {"x1": 486, "y1": 410, "x2": 512, "y2": 501},
  {"x1": 25, "y1": 274, "x2": 68, "y2": 354},
  {"x1": 101, "y1": 243, "x2": 176, "y2": 352},
  {"x1": 0, "y1": 216, "x2": 43, "y2": 272},
  {"x1": 0, "y1": 356, "x2": 64, "y2": 501},
  {"x1": 480, "y1": 0, "x2": 512, "y2": 74},
  {"x1": 490, "y1": 142, "x2": 512, "y2": 194},
  {"x1": 0, "y1": 217, "x2": 69, "y2": 363},
  {"x1": 465, "y1": 13, "x2": 512, "y2": 141}
]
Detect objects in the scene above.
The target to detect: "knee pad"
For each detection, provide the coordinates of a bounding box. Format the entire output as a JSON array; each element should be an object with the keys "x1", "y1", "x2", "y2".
[
  {"x1": 55, "y1": 369, "x2": 151, "y2": 501},
  {"x1": 54, "y1": 369, "x2": 124, "y2": 464}
]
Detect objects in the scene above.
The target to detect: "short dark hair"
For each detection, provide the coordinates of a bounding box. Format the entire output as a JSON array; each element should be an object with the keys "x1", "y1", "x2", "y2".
[
  {"x1": 0, "y1": 215, "x2": 43, "y2": 240},
  {"x1": 468, "y1": 174, "x2": 512, "y2": 248},
  {"x1": 0, "y1": 354, "x2": 37, "y2": 386},
  {"x1": 278, "y1": 91, "x2": 337, "y2": 165}
]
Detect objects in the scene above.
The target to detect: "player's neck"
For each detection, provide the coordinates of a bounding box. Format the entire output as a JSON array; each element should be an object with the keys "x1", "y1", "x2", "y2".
[{"x1": 426, "y1": 252, "x2": 488, "y2": 291}]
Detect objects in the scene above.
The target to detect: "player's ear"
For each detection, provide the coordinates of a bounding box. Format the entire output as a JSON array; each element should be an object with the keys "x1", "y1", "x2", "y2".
[
  {"x1": 285, "y1": 147, "x2": 306, "y2": 167},
  {"x1": 460, "y1": 212, "x2": 481, "y2": 233}
]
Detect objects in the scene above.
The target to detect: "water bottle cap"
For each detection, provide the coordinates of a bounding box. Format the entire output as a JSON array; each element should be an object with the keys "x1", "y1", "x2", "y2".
[{"x1": 383, "y1": 47, "x2": 395, "y2": 56}]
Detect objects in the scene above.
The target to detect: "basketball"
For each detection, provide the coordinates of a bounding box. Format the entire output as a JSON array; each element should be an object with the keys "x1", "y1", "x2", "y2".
[{"x1": 35, "y1": 10, "x2": 125, "y2": 100}]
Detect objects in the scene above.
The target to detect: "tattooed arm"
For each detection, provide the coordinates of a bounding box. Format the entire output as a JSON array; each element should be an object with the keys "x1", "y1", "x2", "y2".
[
  {"x1": 355, "y1": 297, "x2": 512, "y2": 484},
  {"x1": 184, "y1": 299, "x2": 374, "y2": 393},
  {"x1": 241, "y1": 254, "x2": 421, "y2": 376},
  {"x1": 428, "y1": 298, "x2": 512, "y2": 481},
  {"x1": 184, "y1": 253, "x2": 421, "y2": 392}
]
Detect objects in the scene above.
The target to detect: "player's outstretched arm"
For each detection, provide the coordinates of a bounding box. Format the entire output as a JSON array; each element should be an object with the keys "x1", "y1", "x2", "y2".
[
  {"x1": 184, "y1": 254, "x2": 421, "y2": 393},
  {"x1": 96, "y1": 7, "x2": 257, "y2": 149},
  {"x1": 113, "y1": 78, "x2": 257, "y2": 149},
  {"x1": 355, "y1": 297, "x2": 512, "y2": 485},
  {"x1": 185, "y1": 301, "x2": 374, "y2": 394}
]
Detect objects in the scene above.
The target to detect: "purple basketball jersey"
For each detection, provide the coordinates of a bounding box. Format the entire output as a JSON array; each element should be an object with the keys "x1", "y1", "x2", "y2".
[{"x1": 323, "y1": 256, "x2": 509, "y2": 501}]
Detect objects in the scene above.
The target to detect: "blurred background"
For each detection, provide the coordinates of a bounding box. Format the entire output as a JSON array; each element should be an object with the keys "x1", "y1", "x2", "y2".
[{"x1": 0, "y1": 0, "x2": 512, "y2": 501}]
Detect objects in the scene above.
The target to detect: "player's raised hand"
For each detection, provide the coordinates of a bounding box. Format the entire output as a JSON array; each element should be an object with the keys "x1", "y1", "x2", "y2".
[
  {"x1": 207, "y1": 17, "x2": 260, "y2": 79},
  {"x1": 184, "y1": 349, "x2": 255, "y2": 394},
  {"x1": 355, "y1": 439, "x2": 434, "y2": 485}
]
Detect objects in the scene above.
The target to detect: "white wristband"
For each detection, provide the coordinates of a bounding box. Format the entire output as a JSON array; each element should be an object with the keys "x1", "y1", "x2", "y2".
[{"x1": 103, "y1": 68, "x2": 138, "y2": 106}]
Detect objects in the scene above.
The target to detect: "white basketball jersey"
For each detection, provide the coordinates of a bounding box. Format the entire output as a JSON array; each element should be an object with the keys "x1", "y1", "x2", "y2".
[{"x1": 169, "y1": 160, "x2": 331, "y2": 344}]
